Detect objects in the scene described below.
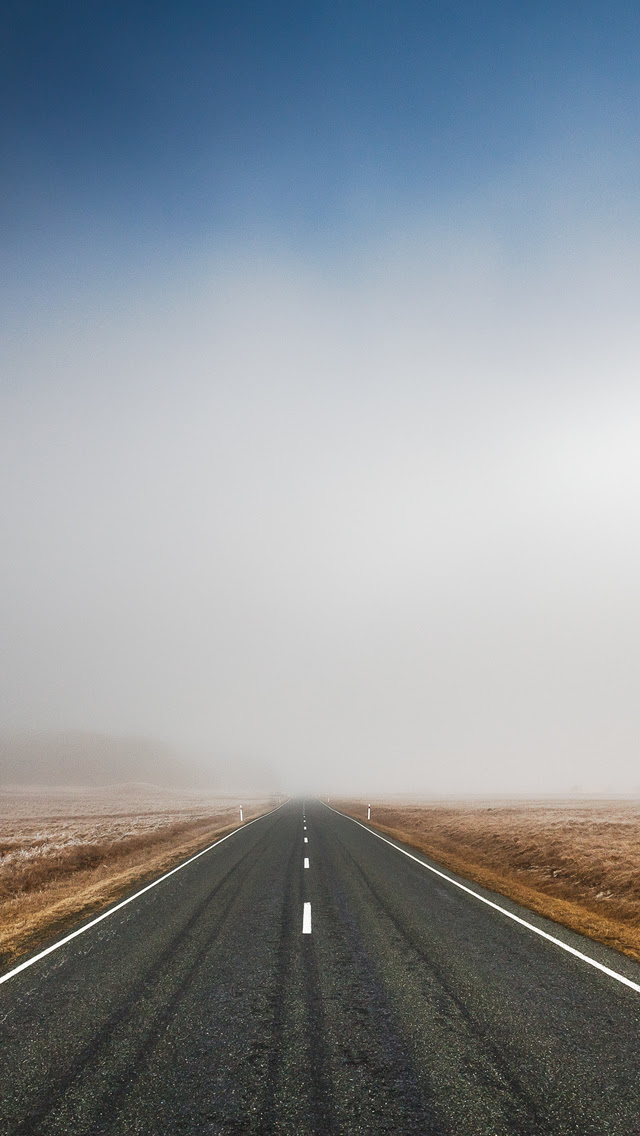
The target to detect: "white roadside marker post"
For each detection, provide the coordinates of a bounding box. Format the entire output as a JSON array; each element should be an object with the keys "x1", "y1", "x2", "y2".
[
  {"x1": 367, "y1": 804, "x2": 371, "y2": 820},
  {"x1": 240, "y1": 807, "x2": 243, "y2": 823}
]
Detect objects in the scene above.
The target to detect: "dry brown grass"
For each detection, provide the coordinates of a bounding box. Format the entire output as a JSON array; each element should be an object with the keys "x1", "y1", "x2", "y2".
[
  {"x1": 336, "y1": 798, "x2": 640, "y2": 962},
  {"x1": 0, "y1": 786, "x2": 277, "y2": 966}
]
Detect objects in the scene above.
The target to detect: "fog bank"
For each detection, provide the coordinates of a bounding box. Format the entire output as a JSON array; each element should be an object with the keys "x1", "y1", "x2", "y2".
[{"x1": 3, "y1": 214, "x2": 640, "y2": 797}]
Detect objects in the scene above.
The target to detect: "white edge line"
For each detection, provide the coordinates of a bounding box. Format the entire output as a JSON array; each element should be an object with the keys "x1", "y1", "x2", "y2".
[
  {"x1": 302, "y1": 901, "x2": 312, "y2": 933},
  {"x1": 321, "y1": 801, "x2": 640, "y2": 997},
  {"x1": 0, "y1": 800, "x2": 287, "y2": 987}
]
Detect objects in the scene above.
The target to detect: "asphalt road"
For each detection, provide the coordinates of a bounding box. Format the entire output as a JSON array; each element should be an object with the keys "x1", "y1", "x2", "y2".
[{"x1": 2, "y1": 799, "x2": 640, "y2": 1135}]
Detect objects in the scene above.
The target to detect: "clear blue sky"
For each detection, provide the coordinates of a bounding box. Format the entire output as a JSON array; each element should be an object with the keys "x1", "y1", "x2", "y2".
[{"x1": 3, "y1": 1, "x2": 640, "y2": 257}]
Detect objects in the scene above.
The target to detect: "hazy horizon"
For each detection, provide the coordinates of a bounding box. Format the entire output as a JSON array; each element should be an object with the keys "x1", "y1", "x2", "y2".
[
  {"x1": 3, "y1": 3, "x2": 640, "y2": 798},
  {"x1": 4, "y1": 726, "x2": 640, "y2": 803}
]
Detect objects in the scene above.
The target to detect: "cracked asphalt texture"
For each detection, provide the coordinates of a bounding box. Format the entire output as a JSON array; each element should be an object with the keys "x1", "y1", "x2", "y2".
[{"x1": 2, "y1": 798, "x2": 640, "y2": 1134}]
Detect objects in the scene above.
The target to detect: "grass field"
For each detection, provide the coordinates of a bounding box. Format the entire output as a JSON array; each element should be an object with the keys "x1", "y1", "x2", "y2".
[
  {"x1": 0, "y1": 785, "x2": 276, "y2": 965},
  {"x1": 336, "y1": 798, "x2": 640, "y2": 962}
]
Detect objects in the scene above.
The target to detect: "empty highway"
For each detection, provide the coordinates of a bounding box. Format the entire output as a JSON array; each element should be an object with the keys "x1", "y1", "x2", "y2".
[{"x1": 2, "y1": 799, "x2": 640, "y2": 1135}]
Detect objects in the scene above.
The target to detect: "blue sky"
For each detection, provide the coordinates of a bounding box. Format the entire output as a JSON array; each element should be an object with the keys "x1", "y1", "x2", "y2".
[
  {"x1": 4, "y1": 1, "x2": 640, "y2": 256},
  {"x1": 3, "y1": 3, "x2": 640, "y2": 793}
]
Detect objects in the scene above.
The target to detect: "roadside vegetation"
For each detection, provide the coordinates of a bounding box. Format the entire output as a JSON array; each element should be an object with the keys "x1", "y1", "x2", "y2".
[
  {"x1": 0, "y1": 786, "x2": 276, "y2": 966},
  {"x1": 337, "y1": 799, "x2": 640, "y2": 962}
]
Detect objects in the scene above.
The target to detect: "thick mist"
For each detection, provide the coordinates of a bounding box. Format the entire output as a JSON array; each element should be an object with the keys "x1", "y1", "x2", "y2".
[{"x1": 2, "y1": 210, "x2": 640, "y2": 796}]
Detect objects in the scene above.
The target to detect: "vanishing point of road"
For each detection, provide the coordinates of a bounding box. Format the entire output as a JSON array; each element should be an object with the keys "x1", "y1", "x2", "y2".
[{"x1": 2, "y1": 799, "x2": 640, "y2": 1135}]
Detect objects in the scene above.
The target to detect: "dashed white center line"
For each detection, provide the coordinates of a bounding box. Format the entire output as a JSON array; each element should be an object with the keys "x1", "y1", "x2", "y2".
[
  {"x1": 304, "y1": 836, "x2": 308, "y2": 843},
  {"x1": 304, "y1": 857, "x2": 309, "y2": 869},
  {"x1": 302, "y1": 902, "x2": 312, "y2": 934}
]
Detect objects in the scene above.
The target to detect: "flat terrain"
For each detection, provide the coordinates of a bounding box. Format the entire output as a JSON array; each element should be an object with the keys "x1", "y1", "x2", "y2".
[
  {"x1": 0, "y1": 784, "x2": 274, "y2": 964},
  {"x1": 336, "y1": 798, "x2": 640, "y2": 961},
  {"x1": 3, "y1": 799, "x2": 640, "y2": 1134}
]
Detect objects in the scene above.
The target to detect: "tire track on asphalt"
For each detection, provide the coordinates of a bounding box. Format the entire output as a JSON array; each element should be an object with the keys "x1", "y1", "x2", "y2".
[{"x1": 8, "y1": 830, "x2": 276, "y2": 1135}]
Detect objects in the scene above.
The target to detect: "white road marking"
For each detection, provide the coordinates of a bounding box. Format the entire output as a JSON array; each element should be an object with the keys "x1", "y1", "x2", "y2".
[
  {"x1": 304, "y1": 825, "x2": 307, "y2": 830},
  {"x1": 0, "y1": 801, "x2": 286, "y2": 988},
  {"x1": 304, "y1": 857, "x2": 309, "y2": 869},
  {"x1": 323, "y1": 802, "x2": 640, "y2": 997},
  {"x1": 302, "y1": 902, "x2": 312, "y2": 934},
  {"x1": 304, "y1": 836, "x2": 308, "y2": 843}
]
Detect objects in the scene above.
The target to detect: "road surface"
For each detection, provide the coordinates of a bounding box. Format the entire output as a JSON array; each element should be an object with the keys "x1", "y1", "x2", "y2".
[{"x1": 2, "y1": 799, "x2": 640, "y2": 1134}]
